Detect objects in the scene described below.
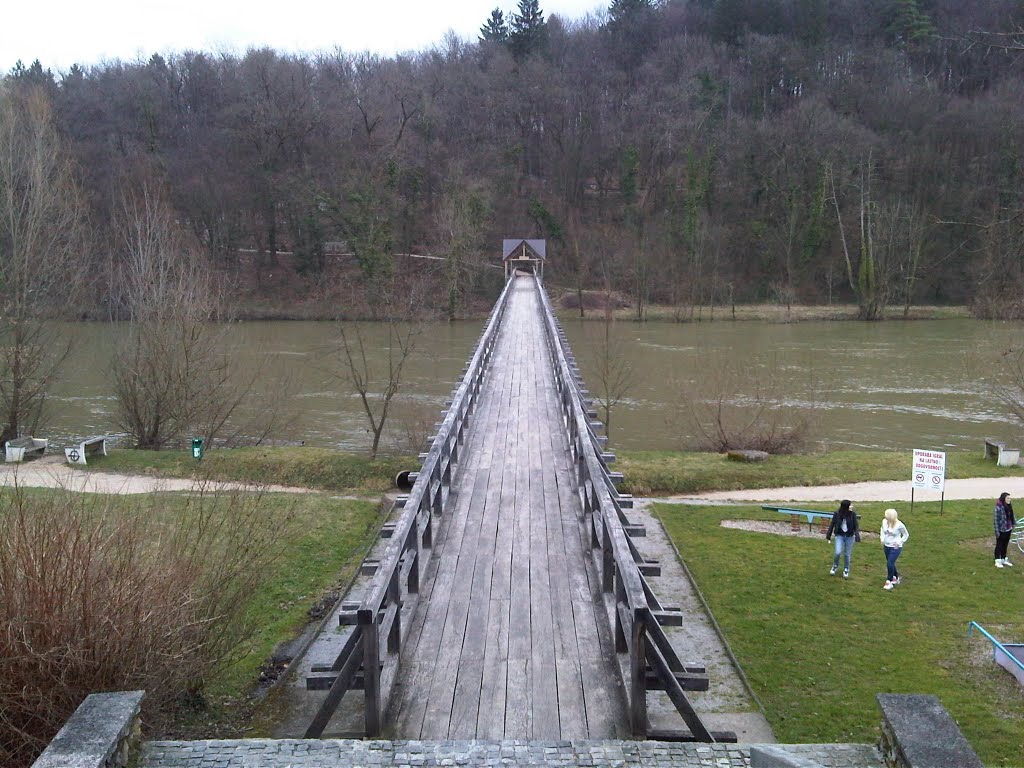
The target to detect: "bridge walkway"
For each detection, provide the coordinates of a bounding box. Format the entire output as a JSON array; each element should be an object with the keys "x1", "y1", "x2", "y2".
[{"x1": 387, "y1": 276, "x2": 628, "y2": 739}]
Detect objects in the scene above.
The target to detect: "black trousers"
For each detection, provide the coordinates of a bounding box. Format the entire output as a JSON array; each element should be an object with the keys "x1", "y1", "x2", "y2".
[{"x1": 995, "y1": 531, "x2": 1012, "y2": 560}]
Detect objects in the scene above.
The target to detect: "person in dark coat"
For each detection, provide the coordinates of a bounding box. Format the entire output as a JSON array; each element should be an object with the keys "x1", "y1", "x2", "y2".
[
  {"x1": 826, "y1": 499, "x2": 861, "y2": 579},
  {"x1": 994, "y1": 492, "x2": 1015, "y2": 568}
]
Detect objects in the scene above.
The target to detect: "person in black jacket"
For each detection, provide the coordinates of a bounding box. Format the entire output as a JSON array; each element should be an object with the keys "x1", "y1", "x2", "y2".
[
  {"x1": 994, "y1": 492, "x2": 1015, "y2": 568},
  {"x1": 826, "y1": 499, "x2": 860, "y2": 579}
]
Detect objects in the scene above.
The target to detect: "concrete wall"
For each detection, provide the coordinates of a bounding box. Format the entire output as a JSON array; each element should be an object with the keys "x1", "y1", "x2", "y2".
[{"x1": 31, "y1": 691, "x2": 144, "y2": 768}]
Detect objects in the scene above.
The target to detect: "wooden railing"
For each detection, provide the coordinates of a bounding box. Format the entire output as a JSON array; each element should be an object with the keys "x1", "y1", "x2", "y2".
[
  {"x1": 531, "y1": 275, "x2": 719, "y2": 741},
  {"x1": 304, "y1": 275, "x2": 516, "y2": 738}
]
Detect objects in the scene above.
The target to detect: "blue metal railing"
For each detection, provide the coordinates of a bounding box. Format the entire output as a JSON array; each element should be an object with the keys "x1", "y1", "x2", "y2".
[{"x1": 967, "y1": 621, "x2": 1024, "y2": 673}]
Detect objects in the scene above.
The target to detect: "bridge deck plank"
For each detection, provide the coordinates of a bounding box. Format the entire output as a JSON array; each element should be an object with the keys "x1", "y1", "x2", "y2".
[{"x1": 389, "y1": 278, "x2": 626, "y2": 739}]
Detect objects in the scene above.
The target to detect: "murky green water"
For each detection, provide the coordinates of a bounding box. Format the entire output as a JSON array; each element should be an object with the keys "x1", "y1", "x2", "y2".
[{"x1": 46, "y1": 317, "x2": 1024, "y2": 454}]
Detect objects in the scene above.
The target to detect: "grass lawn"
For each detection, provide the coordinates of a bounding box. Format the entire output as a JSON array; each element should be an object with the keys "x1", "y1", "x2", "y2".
[
  {"x1": 620, "y1": 450, "x2": 1024, "y2": 496},
  {"x1": 135, "y1": 489, "x2": 384, "y2": 737},
  {"x1": 202, "y1": 492, "x2": 384, "y2": 701},
  {"x1": 88, "y1": 447, "x2": 413, "y2": 496},
  {"x1": 655, "y1": 500, "x2": 1024, "y2": 765}
]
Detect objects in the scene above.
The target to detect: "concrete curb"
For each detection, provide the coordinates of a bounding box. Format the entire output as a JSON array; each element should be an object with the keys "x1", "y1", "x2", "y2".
[{"x1": 649, "y1": 505, "x2": 769, "y2": 720}]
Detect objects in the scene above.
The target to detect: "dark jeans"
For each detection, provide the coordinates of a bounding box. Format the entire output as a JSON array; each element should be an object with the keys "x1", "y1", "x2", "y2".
[
  {"x1": 995, "y1": 531, "x2": 1012, "y2": 560},
  {"x1": 884, "y1": 545, "x2": 902, "y2": 582}
]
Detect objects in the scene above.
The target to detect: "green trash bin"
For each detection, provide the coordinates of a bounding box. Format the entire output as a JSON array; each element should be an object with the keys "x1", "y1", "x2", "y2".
[{"x1": 191, "y1": 438, "x2": 204, "y2": 460}]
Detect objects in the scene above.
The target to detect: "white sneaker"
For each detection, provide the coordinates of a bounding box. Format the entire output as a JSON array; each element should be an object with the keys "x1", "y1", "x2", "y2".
[
  {"x1": 996, "y1": 560, "x2": 1004, "y2": 568},
  {"x1": 843, "y1": 569, "x2": 849, "y2": 579},
  {"x1": 883, "y1": 581, "x2": 893, "y2": 590},
  {"x1": 830, "y1": 565, "x2": 837, "y2": 575},
  {"x1": 1004, "y1": 559, "x2": 1014, "y2": 567}
]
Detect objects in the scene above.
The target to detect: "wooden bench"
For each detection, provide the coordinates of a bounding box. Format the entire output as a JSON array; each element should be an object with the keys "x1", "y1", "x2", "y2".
[
  {"x1": 64, "y1": 435, "x2": 111, "y2": 465},
  {"x1": 5, "y1": 436, "x2": 48, "y2": 463},
  {"x1": 762, "y1": 504, "x2": 834, "y2": 533},
  {"x1": 984, "y1": 438, "x2": 1021, "y2": 467}
]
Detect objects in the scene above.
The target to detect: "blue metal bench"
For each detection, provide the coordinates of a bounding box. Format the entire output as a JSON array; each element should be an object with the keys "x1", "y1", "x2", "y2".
[
  {"x1": 968, "y1": 621, "x2": 1024, "y2": 687},
  {"x1": 762, "y1": 504, "x2": 833, "y2": 532}
]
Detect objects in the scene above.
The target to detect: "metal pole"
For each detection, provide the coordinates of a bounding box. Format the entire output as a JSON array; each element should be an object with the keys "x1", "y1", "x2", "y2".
[
  {"x1": 940, "y1": 491, "x2": 944, "y2": 516},
  {"x1": 910, "y1": 487, "x2": 914, "y2": 516}
]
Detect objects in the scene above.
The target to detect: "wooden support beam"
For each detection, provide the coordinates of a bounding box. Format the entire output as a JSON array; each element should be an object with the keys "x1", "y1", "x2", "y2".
[
  {"x1": 651, "y1": 608, "x2": 684, "y2": 627},
  {"x1": 337, "y1": 602, "x2": 361, "y2": 626},
  {"x1": 303, "y1": 628, "x2": 365, "y2": 738},
  {"x1": 644, "y1": 668, "x2": 709, "y2": 692},
  {"x1": 622, "y1": 523, "x2": 646, "y2": 537},
  {"x1": 638, "y1": 559, "x2": 661, "y2": 577},
  {"x1": 646, "y1": 729, "x2": 738, "y2": 743}
]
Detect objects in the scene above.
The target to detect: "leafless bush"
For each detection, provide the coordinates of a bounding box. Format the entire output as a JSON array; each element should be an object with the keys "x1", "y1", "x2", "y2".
[
  {"x1": 0, "y1": 481, "x2": 288, "y2": 767},
  {"x1": 110, "y1": 185, "x2": 289, "y2": 449},
  {"x1": 992, "y1": 346, "x2": 1024, "y2": 428},
  {"x1": 674, "y1": 355, "x2": 821, "y2": 454},
  {"x1": 389, "y1": 398, "x2": 439, "y2": 454}
]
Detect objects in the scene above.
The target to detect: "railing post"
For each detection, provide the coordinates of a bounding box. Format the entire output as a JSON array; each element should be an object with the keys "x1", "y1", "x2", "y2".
[
  {"x1": 602, "y1": 524, "x2": 615, "y2": 593},
  {"x1": 630, "y1": 609, "x2": 648, "y2": 737},
  {"x1": 360, "y1": 608, "x2": 381, "y2": 736},
  {"x1": 421, "y1": 503, "x2": 432, "y2": 549},
  {"x1": 388, "y1": 573, "x2": 402, "y2": 653},
  {"x1": 408, "y1": 521, "x2": 420, "y2": 593}
]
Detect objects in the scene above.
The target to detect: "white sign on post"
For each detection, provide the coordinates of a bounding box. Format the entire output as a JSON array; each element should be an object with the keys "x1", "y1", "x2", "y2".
[{"x1": 912, "y1": 449, "x2": 946, "y2": 492}]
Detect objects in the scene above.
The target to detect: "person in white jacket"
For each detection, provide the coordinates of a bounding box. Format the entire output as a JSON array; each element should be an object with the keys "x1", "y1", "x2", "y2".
[{"x1": 880, "y1": 508, "x2": 909, "y2": 591}]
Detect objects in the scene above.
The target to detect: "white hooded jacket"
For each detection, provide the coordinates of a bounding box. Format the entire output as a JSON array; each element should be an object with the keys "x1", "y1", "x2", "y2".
[{"x1": 880, "y1": 521, "x2": 909, "y2": 549}]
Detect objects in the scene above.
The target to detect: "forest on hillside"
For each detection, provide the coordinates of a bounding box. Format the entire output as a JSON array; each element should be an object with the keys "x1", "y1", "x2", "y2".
[{"x1": 4, "y1": 0, "x2": 1024, "y2": 319}]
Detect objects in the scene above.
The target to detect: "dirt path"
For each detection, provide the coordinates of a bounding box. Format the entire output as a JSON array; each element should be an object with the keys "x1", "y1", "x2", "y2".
[
  {"x1": 659, "y1": 476, "x2": 1024, "y2": 504},
  {"x1": 0, "y1": 455, "x2": 308, "y2": 495}
]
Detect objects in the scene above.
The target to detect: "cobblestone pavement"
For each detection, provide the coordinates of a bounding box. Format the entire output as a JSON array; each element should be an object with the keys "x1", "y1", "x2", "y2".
[{"x1": 141, "y1": 739, "x2": 883, "y2": 767}]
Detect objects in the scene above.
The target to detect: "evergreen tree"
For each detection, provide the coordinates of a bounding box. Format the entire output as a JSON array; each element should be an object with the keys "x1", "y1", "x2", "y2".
[
  {"x1": 608, "y1": 0, "x2": 655, "y2": 26},
  {"x1": 479, "y1": 8, "x2": 510, "y2": 43},
  {"x1": 885, "y1": 0, "x2": 937, "y2": 50},
  {"x1": 605, "y1": 0, "x2": 658, "y2": 66},
  {"x1": 510, "y1": 0, "x2": 548, "y2": 58}
]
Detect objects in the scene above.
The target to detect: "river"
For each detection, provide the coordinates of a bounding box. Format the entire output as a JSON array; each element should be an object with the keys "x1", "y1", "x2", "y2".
[{"x1": 46, "y1": 317, "x2": 1024, "y2": 454}]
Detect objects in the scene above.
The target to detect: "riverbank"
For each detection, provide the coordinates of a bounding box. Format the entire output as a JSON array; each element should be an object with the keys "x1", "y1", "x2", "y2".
[
  {"x1": 556, "y1": 299, "x2": 972, "y2": 323},
  {"x1": 9, "y1": 449, "x2": 1022, "y2": 504},
  {"x1": 227, "y1": 294, "x2": 974, "y2": 323},
  {"x1": 65, "y1": 446, "x2": 1024, "y2": 498}
]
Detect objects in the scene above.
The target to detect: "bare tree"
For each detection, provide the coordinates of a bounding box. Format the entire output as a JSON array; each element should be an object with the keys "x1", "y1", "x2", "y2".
[
  {"x1": 111, "y1": 185, "x2": 278, "y2": 449},
  {"x1": 585, "y1": 289, "x2": 633, "y2": 441},
  {"x1": 333, "y1": 301, "x2": 417, "y2": 460},
  {"x1": 435, "y1": 180, "x2": 490, "y2": 320},
  {"x1": 827, "y1": 154, "x2": 907, "y2": 320},
  {"x1": 0, "y1": 84, "x2": 88, "y2": 443}
]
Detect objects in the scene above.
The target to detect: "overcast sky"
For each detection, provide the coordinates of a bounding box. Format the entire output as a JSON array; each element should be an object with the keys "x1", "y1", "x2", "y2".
[{"x1": 3, "y1": 0, "x2": 607, "y2": 74}]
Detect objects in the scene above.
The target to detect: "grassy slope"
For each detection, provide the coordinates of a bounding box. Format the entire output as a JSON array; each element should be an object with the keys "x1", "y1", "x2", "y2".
[
  {"x1": 89, "y1": 447, "x2": 413, "y2": 495},
  {"x1": 656, "y1": 500, "x2": 1024, "y2": 765},
  {"x1": 206, "y1": 493, "x2": 383, "y2": 699},
  {"x1": 619, "y1": 450, "x2": 1024, "y2": 496}
]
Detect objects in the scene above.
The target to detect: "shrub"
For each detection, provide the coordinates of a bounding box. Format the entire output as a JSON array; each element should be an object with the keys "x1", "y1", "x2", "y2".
[
  {"x1": 673, "y1": 354, "x2": 822, "y2": 454},
  {"x1": 0, "y1": 481, "x2": 287, "y2": 767}
]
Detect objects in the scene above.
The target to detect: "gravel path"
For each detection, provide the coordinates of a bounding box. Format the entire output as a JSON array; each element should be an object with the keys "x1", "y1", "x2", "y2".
[
  {"x1": 0, "y1": 455, "x2": 308, "y2": 495},
  {"x1": 661, "y1": 476, "x2": 1024, "y2": 504}
]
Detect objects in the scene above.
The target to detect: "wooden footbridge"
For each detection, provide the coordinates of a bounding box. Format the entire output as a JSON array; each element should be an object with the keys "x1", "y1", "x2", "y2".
[{"x1": 304, "y1": 274, "x2": 729, "y2": 742}]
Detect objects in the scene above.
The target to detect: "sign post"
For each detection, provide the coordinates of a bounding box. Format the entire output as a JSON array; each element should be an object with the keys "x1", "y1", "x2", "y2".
[{"x1": 911, "y1": 449, "x2": 946, "y2": 515}]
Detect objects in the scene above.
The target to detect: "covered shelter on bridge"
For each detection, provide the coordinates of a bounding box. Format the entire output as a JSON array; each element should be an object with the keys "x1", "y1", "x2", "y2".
[{"x1": 502, "y1": 238, "x2": 546, "y2": 279}]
